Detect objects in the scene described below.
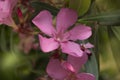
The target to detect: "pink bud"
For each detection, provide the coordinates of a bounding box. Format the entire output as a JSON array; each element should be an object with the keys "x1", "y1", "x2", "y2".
[{"x1": 17, "y1": 7, "x2": 23, "y2": 18}]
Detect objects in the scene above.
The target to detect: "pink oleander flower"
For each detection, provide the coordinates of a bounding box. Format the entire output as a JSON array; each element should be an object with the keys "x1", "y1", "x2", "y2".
[
  {"x1": 32, "y1": 8, "x2": 92, "y2": 57},
  {"x1": 0, "y1": 0, "x2": 18, "y2": 26},
  {"x1": 47, "y1": 53, "x2": 95, "y2": 80}
]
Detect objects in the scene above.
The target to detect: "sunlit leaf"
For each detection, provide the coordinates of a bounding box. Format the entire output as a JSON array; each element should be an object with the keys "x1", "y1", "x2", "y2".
[
  {"x1": 98, "y1": 27, "x2": 111, "y2": 61},
  {"x1": 69, "y1": 0, "x2": 91, "y2": 16},
  {"x1": 108, "y1": 26, "x2": 120, "y2": 71},
  {"x1": 96, "y1": 0, "x2": 120, "y2": 11}
]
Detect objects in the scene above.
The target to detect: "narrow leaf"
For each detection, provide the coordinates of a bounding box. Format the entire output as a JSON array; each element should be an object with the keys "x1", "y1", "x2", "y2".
[
  {"x1": 30, "y1": 1, "x2": 59, "y2": 17},
  {"x1": 98, "y1": 27, "x2": 111, "y2": 61},
  {"x1": 79, "y1": 11, "x2": 120, "y2": 26}
]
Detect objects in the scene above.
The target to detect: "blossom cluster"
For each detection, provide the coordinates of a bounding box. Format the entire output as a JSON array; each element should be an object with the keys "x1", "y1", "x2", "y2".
[
  {"x1": 32, "y1": 8, "x2": 95, "y2": 80},
  {"x1": 0, "y1": 0, "x2": 95, "y2": 80}
]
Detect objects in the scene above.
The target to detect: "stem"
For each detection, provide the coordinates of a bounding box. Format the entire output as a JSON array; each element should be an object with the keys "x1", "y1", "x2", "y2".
[{"x1": 10, "y1": 22, "x2": 19, "y2": 31}]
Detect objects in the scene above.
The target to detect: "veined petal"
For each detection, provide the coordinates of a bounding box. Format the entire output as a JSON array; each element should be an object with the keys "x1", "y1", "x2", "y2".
[
  {"x1": 38, "y1": 35, "x2": 59, "y2": 52},
  {"x1": 77, "y1": 73, "x2": 95, "y2": 80},
  {"x1": 67, "y1": 53, "x2": 88, "y2": 73},
  {"x1": 32, "y1": 10, "x2": 55, "y2": 36},
  {"x1": 56, "y1": 8, "x2": 77, "y2": 32},
  {"x1": 61, "y1": 41, "x2": 83, "y2": 57},
  {"x1": 69, "y1": 24, "x2": 92, "y2": 41},
  {"x1": 47, "y1": 58, "x2": 68, "y2": 80}
]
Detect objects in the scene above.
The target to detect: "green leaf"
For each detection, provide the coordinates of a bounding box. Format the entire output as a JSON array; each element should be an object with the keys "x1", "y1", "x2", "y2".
[
  {"x1": 79, "y1": 11, "x2": 120, "y2": 26},
  {"x1": 96, "y1": 0, "x2": 120, "y2": 11},
  {"x1": 69, "y1": 0, "x2": 91, "y2": 16},
  {"x1": 98, "y1": 27, "x2": 111, "y2": 61},
  {"x1": 85, "y1": 50, "x2": 99, "y2": 80},
  {"x1": 30, "y1": 1, "x2": 59, "y2": 17},
  {"x1": 0, "y1": 26, "x2": 7, "y2": 52},
  {"x1": 108, "y1": 26, "x2": 120, "y2": 71}
]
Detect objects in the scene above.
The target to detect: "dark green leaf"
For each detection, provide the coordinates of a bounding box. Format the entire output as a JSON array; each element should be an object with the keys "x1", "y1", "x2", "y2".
[
  {"x1": 30, "y1": 1, "x2": 59, "y2": 17},
  {"x1": 79, "y1": 11, "x2": 120, "y2": 26},
  {"x1": 0, "y1": 26, "x2": 7, "y2": 52}
]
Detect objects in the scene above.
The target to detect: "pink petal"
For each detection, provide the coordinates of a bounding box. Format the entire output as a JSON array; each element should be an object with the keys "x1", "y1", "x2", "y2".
[
  {"x1": 85, "y1": 43, "x2": 94, "y2": 48},
  {"x1": 11, "y1": 0, "x2": 18, "y2": 9},
  {"x1": 0, "y1": 0, "x2": 17, "y2": 15},
  {"x1": 85, "y1": 49, "x2": 91, "y2": 54},
  {"x1": 0, "y1": 0, "x2": 10, "y2": 13},
  {"x1": 67, "y1": 53, "x2": 88, "y2": 73},
  {"x1": 69, "y1": 24, "x2": 92, "y2": 41},
  {"x1": 38, "y1": 35, "x2": 59, "y2": 52},
  {"x1": 61, "y1": 41, "x2": 83, "y2": 57},
  {"x1": 61, "y1": 61, "x2": 75, "y2": 72},
  {"x1": 0, "y1": 16, "x2": 14, "y2": 26},
  {"x1": 77, "y1": 73, "x2": 95, "y2": 80},
  {"x1": 32, "y1": 10, "x2": 55, "y2": 36},
  {"x1": 0, "y1": 0, "x2": 18, "y2": 26},
  {"x1": 56, "y1": 8, "x2": 78, "y2": 32},
  {"x1": 47, "y1": 58, "x2": 68, "y2": 80}
]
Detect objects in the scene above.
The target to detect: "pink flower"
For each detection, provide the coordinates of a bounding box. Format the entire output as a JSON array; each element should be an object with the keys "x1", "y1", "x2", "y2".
[
  {"x1": 47, "y1": 53, "x2": 95, "y2": 80},
  {"x1": 32, "y1": 8, "x2": 92, "y2": 57},
  {"x1": 0, "y1": 0, "x2": 18, "y2": 26}
]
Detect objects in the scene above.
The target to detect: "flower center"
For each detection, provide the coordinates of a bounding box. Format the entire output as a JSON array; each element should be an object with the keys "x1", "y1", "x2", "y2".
[
  {"x1": 54, "y1": 31, "x2": 64, "y2": 42},
  {"x1": 54, "y1": 31, "x2": 70, "y2": 43},
  {"x1": 56, "y1": 37, "x2": 61, "y2": 41},
  {"x1": 56, "y1": 35, "x2": 64, "y2": 42}
]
